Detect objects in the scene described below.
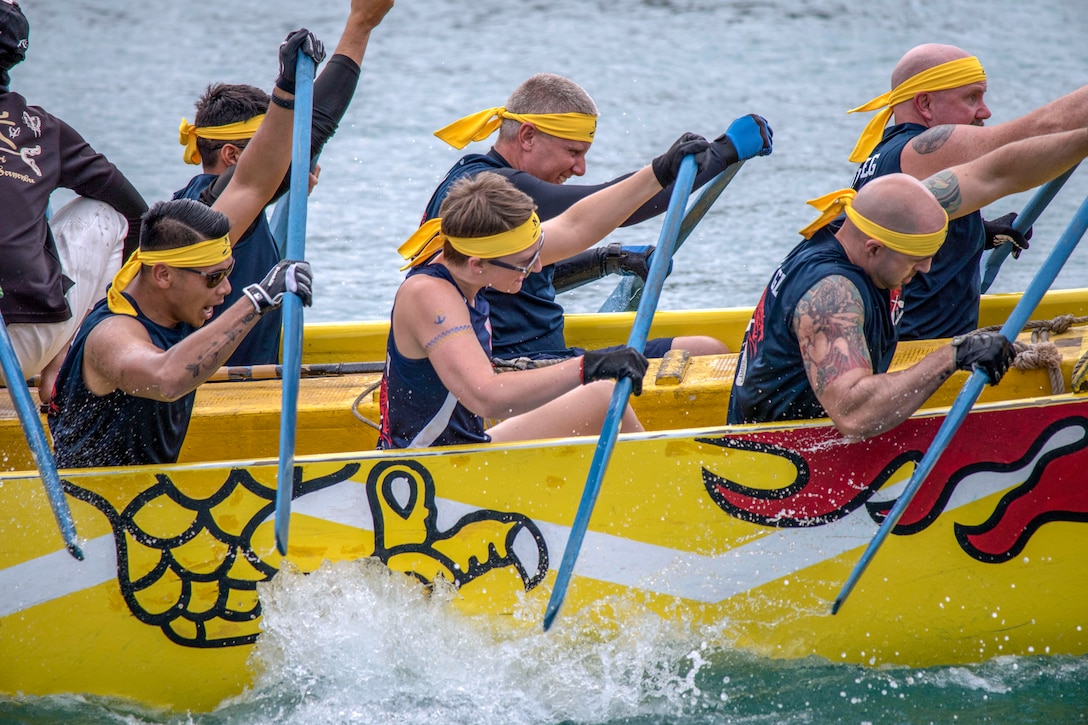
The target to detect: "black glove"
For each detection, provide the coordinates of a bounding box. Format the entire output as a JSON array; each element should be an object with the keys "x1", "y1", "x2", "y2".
[
  {"x1": 244, "y1": 260, "x2": 313, "y2": 314},
  {"x1": 275, "y1": 29, "x2": 327, "y2": 95},
  {"x1": 651, "y1": 132, "x2": 710, "y2": 187},
  {"x1": 581, "y1": 347, "x2": 650, "y2": 395},
  {"x1": 952, "y1": 331, "x2": 1015, "y2": 385},
  {"x1": 714, "y1": 114, "x2": 774, "y2": 165},
  {"x1": 603, "y1": 243, "x2": 660, "y2": 281},
  {"x1": 983, "y1": 212, "x2": 1032, "y2": 259}
]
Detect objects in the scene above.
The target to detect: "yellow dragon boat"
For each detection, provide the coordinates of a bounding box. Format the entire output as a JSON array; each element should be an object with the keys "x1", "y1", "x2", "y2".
[{"x1": 3, "y1": 289, "x2": 1088, "y2": 711}]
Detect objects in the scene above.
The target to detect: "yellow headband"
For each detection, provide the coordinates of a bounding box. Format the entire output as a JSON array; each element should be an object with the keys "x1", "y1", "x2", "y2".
[
  {"x1": 398, "y1": 213, "x2": 542, "y2": 270},
  {"x1": 107, "y1": 234, "x2": 232, "y2": 316},
  {"x1": 434, "y1": 107, "x2": 597, "y2": 149},
  {"x1": 846, "y1": 56, "x2": 986, "y2": 162},
  {"x1": 178, "y1": 114, "x2": 265, "y2": 165},
  {"x1": 799, "y1": 188, "x2": 947, "y2": 256}
]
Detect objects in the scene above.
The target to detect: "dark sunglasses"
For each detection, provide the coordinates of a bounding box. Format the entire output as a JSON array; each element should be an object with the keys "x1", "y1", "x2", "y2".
[
  {"x1": 176, "y1": 259, "x2": 236, "y2": 288},
  {"x1": 486, "y1": 238, "x2": 544, "y2": 275}
]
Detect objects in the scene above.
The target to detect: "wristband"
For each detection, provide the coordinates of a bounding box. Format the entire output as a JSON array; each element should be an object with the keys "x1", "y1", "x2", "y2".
[{"x1": 270, "y1": 94, "x2": 295, "y2": 110}]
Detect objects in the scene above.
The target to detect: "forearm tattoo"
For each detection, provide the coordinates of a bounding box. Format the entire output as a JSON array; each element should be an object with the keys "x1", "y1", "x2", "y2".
[
  {"x1": 924, "y1": 169, "x2": 964, "y2": 216},
  {"x1": 184, "y1": 310, "x2": 260, "y2": 379},
  {"x1": 793, "y1": 276, "x2": 873, "y2": 395},
  {"x1": 425, "y1": 324, "x2": 472, "y2": 351},
  {"x1": 911, "y1": 124, "x2": 954, "y2": 155}
]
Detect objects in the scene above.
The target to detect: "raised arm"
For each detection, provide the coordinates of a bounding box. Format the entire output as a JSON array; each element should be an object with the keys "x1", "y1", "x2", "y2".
[
  {"x1": 211, "y1": 30, "x2": 326, "y2": 242},
  {"x1": 901, "y1": 84, "x2": 1088, "y2": 179},
  {"x1": 923, "y1": 127, "x2": 1088, "y2": 220},
  {"x1": 539, "y1": 133, "x2": 713, "y2": 264}
]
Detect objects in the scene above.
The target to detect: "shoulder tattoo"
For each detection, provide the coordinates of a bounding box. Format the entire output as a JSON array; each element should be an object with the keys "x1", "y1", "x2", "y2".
[
  {"x1": 924, "y1": 169, "x2": 963, "y2": 216},
  {"x1": 911, "y1": 124, "x2": 955, "y2": 156},
  {"x1": 792, "y1": 275, "x2": 873, "y2": 395}
]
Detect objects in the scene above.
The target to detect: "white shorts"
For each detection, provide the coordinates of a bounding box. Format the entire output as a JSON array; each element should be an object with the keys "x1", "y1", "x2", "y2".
[{"x1": 3, "y1": 197, "x2": 126, "y2": 381}]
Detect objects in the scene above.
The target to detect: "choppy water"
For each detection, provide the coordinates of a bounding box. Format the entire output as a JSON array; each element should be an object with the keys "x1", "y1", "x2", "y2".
[{"x1": 5, "y1": 0, "x2": 1088, "y2": 722}]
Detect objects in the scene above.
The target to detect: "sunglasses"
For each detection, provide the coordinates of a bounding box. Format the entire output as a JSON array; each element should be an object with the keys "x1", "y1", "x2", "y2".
[
  {"x1": 486, "y1": 237, "x2": 544, "y2": 275},
  {"x1": 176, "y1": 259, "x2": 236, "y2": 288}
]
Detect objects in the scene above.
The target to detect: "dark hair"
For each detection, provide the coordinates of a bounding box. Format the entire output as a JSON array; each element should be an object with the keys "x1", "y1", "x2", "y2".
[
  {"x1": 140, "y1": 199, "x2": 231, "y2": 252},
  {"x1": 439, "y1": 172, "x2": 536, "y2": 263},
  {"x1": 192, "y1": 83, "x2": 270, "y2": 166}
]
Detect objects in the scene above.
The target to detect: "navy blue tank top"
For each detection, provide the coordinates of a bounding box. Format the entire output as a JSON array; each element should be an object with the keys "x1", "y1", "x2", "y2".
[
  {"x1": 423, "y1": 151, "x2": 567, "y2": 356},
  {"x1": 377, "y1": 264, "x2": 494, "y2": 449},
  {"x1": 852, "y1": 123, "x2": 985, "y2": 340},
  {"x1": 48, "y1": 295, "x2": 197, "y2": 467},
  {"x1": 174, "y1": 173, "x2": 282, "y2": 365},
  {"x1": 727, "y1": 229, "x2": 898, "y2": 425}
]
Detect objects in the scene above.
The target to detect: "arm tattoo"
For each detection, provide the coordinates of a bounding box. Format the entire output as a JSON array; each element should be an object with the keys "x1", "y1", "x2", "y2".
[
  {"x1": 792, "y1": 276, "x2": 873, "y2": 396},
  {"x1": 924, "y1": 169, "x2": 963, "y2": 216},
  {"x1": 911, "y1": 124, "x2": 954, "y2": 155},
  {"x1": 425, "y1": 324, "x2": 472, "y2": 351},
  {"x1": 184, "y1": 311, "x2": 260, "y2": 379}
]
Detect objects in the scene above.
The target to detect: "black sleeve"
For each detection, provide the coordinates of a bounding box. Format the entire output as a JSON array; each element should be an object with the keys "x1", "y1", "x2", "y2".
[
  {"x1": 202, "y1": 53, "x2": 363, "y2": 206},
  {"x1": 56, "y1": 118, "x2": 148, "y2": 257},
  {"x1": 496, "y1": 142, "x2": 735, "y2": 227}
]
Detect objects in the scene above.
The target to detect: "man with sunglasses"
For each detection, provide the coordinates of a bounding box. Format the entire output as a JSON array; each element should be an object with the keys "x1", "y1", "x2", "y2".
[
  {"x1": 46, "y1": 28, "x2": 331, "y2": 469},
  {"x1": 0, "y1": 0, "x2": 147, "y2": 403},
  {"x1": 172, "y1": 0, "x2": 392, "y2": 367},
  {"x1": 423, "y1": 73, "x2": 773, "y2": 362}
]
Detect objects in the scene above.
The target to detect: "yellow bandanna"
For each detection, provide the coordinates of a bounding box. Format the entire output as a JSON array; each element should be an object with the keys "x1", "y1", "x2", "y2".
[
  {"x1": 397, "y1": 213, "x2": 542, "y2": 270},
  {"x1": 178, "y1": 115, "x2": 265, "y2": 165},
  {"x1": 799, "y1": 188, "x2": 947, "y2": 256},
  {"x1": 846, "y1": 56, "x2": 986, "y2": 162},
  {"x1": 434, "y1": 107, "x2": 597, "y2": 149},
  {"x1": 107, "y1": 234, "x2": 232, "y2": 316}
]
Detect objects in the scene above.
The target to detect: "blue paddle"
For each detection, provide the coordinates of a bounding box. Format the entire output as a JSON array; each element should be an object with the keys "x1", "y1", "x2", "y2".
[
  {"x1": 269, "y1": 154, "x2": 321, "y2": 259},
  {"x1": 980, "y1": 164, "x2": 1079, "y2": 293},
  {"x1": 832, "y1": 190, "x2": 1088, "y2": 615},
  {"x1": 274, "y1": 53, "x2": 317, "y2": 556},
  {"x1": 599, "y1": 161, "x2": 746, "y2": 313},
  {"x1": 543, "y1": 155, "x2": 699, "y2": 631},
  {"x1": 0, "y1": 303, "x2": 83, "y2": 561}
]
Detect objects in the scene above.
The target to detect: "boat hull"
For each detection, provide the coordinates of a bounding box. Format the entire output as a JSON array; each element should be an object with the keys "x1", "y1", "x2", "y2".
[{"x1": 3, "y1": 393, "x2": 1088, "y2": 710}]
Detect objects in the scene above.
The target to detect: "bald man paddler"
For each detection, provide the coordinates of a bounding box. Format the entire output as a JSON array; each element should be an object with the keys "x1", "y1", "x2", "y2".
[
  {"x1": 847, "y1": 44, "x2": 1088, "y2": 341},
  {"x1": 729, "y1": 126, "x2": 1088, "y2": 440}
]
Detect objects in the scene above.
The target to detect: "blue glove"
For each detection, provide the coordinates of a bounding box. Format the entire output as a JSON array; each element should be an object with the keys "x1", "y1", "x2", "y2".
[{"x1": 722, "y1": 114, "x2": 774, "y2": 161}]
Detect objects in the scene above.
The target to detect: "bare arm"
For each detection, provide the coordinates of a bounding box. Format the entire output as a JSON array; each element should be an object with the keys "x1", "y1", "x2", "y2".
[
  {"x1": 901, "y1": 84, "x2": 1088, "y2": 179},
  {"x1": 333, "y1": 0, "x2": 392, "y2": 62},
  {"x1": 794, "y1": 275, "x2": 954, "y2": 439},
  {"x1": 538, "y1": 165, "x2": 663, "y2": 265},
  {"x1": 392, "y1": 275, "x2": 584, "y2": 418},
  {"x1": 923, "y1": 128, "x2": 1088, "y2": 220},
  {"x1": 81, "y1": 301, "x2": 263, "y2": 401}
]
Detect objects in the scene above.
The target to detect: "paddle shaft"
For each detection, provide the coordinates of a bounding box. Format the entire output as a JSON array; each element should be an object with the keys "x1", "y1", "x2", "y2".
[
  {"x1": 0, "y1": 309, "x2": 83, "y2": 560},
  {"x1": 209, "y1": 360, "x2": 384, "y2": 382},
  {"x1": 543, "y1": 155, "x2": 699, "y2": 631},
  {"x1": 599, "y1": 161, "x2": 745, "y2": 313},
  {"x1": 832, "y1": 189, "x2": 1088, "y2": 615},
  {"x1": 275, "y1": 54, "x2": 316, "y2": 556},
  {"x1": 980, "y1": 165, "x2": 1079, "y2": 293}
]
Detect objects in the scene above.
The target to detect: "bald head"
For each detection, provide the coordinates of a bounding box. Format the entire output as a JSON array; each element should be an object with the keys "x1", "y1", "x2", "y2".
[
  {"x1": 891, "y1": 44, "x2": 972, "y2": 88},
  {"x1": 852, "y1": 174, "x2": 947, "y2": 238}
]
